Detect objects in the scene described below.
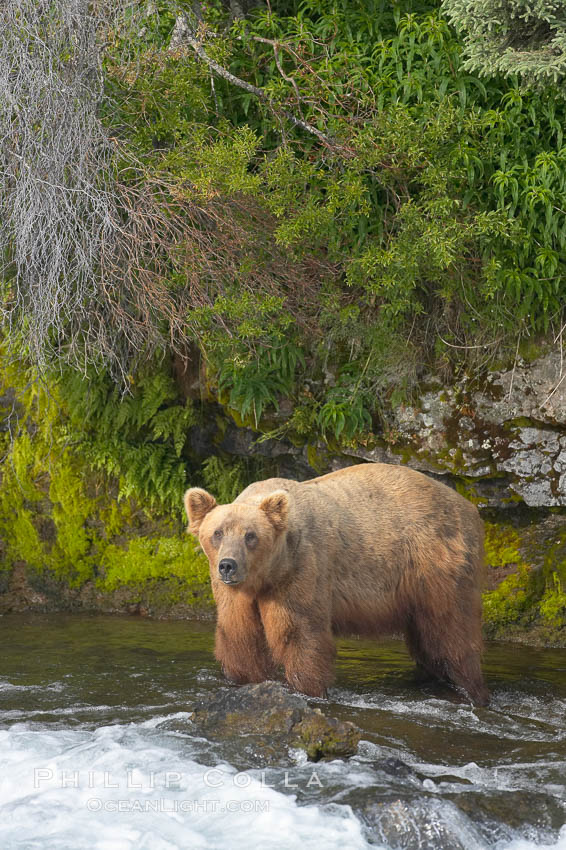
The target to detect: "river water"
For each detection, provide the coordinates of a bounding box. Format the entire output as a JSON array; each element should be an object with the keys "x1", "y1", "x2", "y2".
[{"x1": 1, "y1": 614, "x2": 565, "y2": 849}]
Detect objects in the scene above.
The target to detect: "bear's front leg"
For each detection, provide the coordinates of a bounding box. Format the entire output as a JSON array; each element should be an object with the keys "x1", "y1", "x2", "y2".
[
  {"x1": 259, "y1": 598, "x2": 336, "y2": 698},
  {"x1": 215, "y1": 591, "x2": 275, "y2": 684}
]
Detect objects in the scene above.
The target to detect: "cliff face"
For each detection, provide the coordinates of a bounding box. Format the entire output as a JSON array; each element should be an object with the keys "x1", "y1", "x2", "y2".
[
  {"x1": 1, "y1": 351, "x2": 565, "y2": 644},
  {"x1": 376, "y1": 349, "x2": 566, "y2": 509}
]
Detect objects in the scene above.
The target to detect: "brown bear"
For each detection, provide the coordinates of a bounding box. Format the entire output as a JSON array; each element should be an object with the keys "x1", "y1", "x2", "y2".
[{"x1": 184, "y1": 463, "x2": 489, "y2": 706}]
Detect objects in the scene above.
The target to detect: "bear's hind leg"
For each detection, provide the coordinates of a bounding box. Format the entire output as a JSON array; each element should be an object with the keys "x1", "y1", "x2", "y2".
[
  {"x1": 404, "y1": 618, "x2": 445, "y2": 684},
  {"x1": 443, "y1": 651, "x2": 490, "y2": 707},
  {"x1": 404, "y1": 608, "x2": 489, "y2": 707}
]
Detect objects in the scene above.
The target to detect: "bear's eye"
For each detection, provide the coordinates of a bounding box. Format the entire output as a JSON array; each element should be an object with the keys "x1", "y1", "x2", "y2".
[
  {"x1": 245, "y1": 531, "x2": 258, "y2": 547},
  {"x1": 213, "y1": 528, "x2": 223, "y2": 543}
]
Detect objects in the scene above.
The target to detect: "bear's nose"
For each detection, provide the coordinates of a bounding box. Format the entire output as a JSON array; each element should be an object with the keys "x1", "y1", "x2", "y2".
[{"x1": 218, "y1": 558, "x2": 238, "y2": 582}]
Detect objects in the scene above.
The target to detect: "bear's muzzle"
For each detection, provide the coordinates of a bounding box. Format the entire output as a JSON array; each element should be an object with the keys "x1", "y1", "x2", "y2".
[{"x1": 218, "y1": 558, "x2": 242, "y2": 585}]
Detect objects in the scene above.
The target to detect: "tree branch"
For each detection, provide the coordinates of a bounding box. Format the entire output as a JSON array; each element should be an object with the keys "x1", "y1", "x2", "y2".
[{"x1": 169, "y1": 14, "x2": 335, "y2": 147}]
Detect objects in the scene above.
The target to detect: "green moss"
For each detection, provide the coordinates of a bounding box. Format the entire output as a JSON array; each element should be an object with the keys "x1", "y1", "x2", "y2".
[
  {"x1": 518, "y1": 338, "x2": 547, "y2": 365},
  {"x1": 510, "y1": 416, "x2": 538, "y2": 429},
  {"x1": 501, "y1": 490, "x2": 525, "y2": 505},
  {"x1": 483, "y1": 565, "x2": 534, "y2": 629},
  {"x1": 482, "y1": 521, "x2": 536, "y2": 634},
  {"x1": 484, "y1": 522, "x2": 526, "y2": 569},
  {"x1": 10, "y1": 432, "x2": 45, "y2": 503},
  {"x1": 396, "y1": 445, "x2": 416, "y2": 466},
  {"x1": 224, "y1": 404, "x2": 257, "y2": 432},
  {"x1": 537, "y1": 533, "x2": 566, "y2": 631},
  {"x1": 0, "y1": 427, "x2": 213, "y2": 604},
  {"x1": 99, "y1": 500, "x2": 132, "y2": 539},
  {"x1": 539, "y1": 571, "x2": 566, "y2": 629},
  {"x1": 290, "y1": 713, "x2": 361, "y2": 761},
  {"x1": 0, "y1": 431, "x2": 46, "y2": 570},
  {"x1": 99, "y1": 536, "x2": 211, "y2": 601},
  {"x1": 306, "y1": 443, "x2": 328, "y2": 474},
  {"x1": 0, "y1": 357, "x2": 213, "y2": 612},
  {"x1": 4, "y1": 509, "x2": 44, "y2": 570},
  {"x1": 481, "y1": 521, "x2": 566, "y2": 639},
  {"x1": 455, "y1": 478, "x2": 485, "y2": 507},
  {"x1": 48, "y1": 453, "x2": 99, "y2": 586}
]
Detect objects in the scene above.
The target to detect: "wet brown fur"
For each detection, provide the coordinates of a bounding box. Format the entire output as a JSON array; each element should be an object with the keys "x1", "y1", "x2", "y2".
[{"x1": 184, "y1": 464, "x2": 489, "y2": 706}]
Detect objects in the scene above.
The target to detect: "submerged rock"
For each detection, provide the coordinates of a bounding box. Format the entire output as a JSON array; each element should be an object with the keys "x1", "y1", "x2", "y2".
[
  {"x1": 357, "y1": 783, "x2": 566, "y2": 848},
  {"x1": 190, "y1": 680, "x2": 361, "y2": 762},
  {"x1": 361, "y1": 798, "x2": 485, "y2": 850},
  {"x1": 373, "y1": 757, "x2": 420, "y2": 780},
  {"x1": 452, "y1": 789, "x2": 566, "y2": 838}
]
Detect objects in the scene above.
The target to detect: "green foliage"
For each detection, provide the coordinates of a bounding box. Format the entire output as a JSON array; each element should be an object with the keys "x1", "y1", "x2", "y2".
[
  {"x1": 442, "y1": 0, "x2": 566, "y2": 87},
  {"x1": 5, "y1": 0, "x2": 566, "y2": 448},
  {"x1": 218, "y1": 340, "x2": 305, "y2": 427},
  {"x1": 318, "y1": 391, "x2": 372, "y2": 441},
  {"x1": 482, "y1": 521, "x2": 535, "y2": 630},
  {"x1": 59, "y1": 366, "x2": 196, "y2": 512},
  {"x1": 202, "y1": 455, "x2": 251, "y2": 505},
  {"x1": 0, "y1": 361, "x2": 98, "y2": 585},
  {"x1": 482, "y1": 520, "x2": 566, "y2": 637},
  {"x1": 539, "y1": 571, "x2": 566, "y2": 629},
  {"x1": 188, "y1": 289, "x2": 306, "y2": 427},
  {"x1": 100, "y1": 0, "x2": 564, "y2": 437},
  {"x1": 0, "y1": 443, "x2": 45, "y2": 571},
  {"x1": 46, "y1": 454, "x2": 100, "y2": 586},
  {"x1": 0, "y1": 415, "x2": 98, "y2": 587},
  {"x1": 484, "y1": 522, "x2": 526, "y2": 568},
  {"x1": 284, "y1": 393, "x2": 319, "y2": 438},
  {"x1": 537, "y1": 533, "x2": 566, "y2": 630},
  {"x1": 483, "y1": 565, "x2": 535, "y2": 627},
  {"x1": 231, "y1": 4, "x2": 566, "y2": 338}
]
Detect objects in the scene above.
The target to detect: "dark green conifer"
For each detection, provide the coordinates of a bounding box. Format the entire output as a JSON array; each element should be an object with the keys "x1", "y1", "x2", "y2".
[{"x1": 442, "y1": 0, "x2": 566, "y2": 86}]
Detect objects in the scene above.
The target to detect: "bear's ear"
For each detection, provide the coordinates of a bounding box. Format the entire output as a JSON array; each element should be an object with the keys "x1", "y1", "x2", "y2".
[
  {"x1": 184, "y1": 488, "x2": 217, "y2": 535},
  {"x1": 259, "y1": 490, "x2": 289, "y2": 533}
]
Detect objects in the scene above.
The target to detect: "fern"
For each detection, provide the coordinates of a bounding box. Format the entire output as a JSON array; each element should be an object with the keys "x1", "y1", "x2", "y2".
[
  {"x1": 201, "y1": 456, "x2": 248, "y2": 504},
  {"x1": 200, "y1": 454, "x2": 275, "y2": 504},
  {"x1": 218, "y1": 340, "x2": 305, "y2": 427},
  {"x1": 59, "y1": 364, "x2": 196, "y2": 511}
]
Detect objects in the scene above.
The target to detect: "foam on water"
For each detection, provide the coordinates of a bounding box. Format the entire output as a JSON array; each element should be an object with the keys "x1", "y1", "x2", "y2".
[
  {"x1": 0, "y1": 715, "x2": 369, "y2": 850},
  {"x1": 0, "y1": 679, "x2": 64, "y2": 694},
  {"x1": 1, "y1": 714, "x2": 566, "y2": 850},
  {"x1": 501, "y1": 834, "x2": 566, "y2": 850},
  {"x1": 331, "y1": 690, "x2": 566, "y2": 744}
]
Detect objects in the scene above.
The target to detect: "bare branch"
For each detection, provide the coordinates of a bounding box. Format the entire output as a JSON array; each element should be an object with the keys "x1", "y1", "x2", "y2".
[{"x1": 169, "y1": 14, "x2": 336, "y2": 147}]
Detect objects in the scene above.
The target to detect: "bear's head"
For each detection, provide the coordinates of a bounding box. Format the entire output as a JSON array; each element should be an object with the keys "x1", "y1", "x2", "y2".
[{"x1": 184, "y1": 488, "x2": 289, "y2": 591}]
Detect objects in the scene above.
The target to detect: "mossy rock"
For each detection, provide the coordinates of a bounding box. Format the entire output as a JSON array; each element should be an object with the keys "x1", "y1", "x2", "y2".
[
  {"x1": 290, "y1": 710, "x2": 362, "y2": 761},
  {"x1": 190, "y1": 681, "x2": 361, "y2": 762}
]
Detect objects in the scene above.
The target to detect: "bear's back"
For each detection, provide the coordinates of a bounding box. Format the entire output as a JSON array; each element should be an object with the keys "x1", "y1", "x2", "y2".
[
  {"x1": 300, "y1": 463, "x2": 480, "y2": 534},
  {"x1": 291, "y1": 463, "x2": 483, "y2": 636},
  {"x1": 234, "y1": 477, "x2": 298, "y2": 505}
]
